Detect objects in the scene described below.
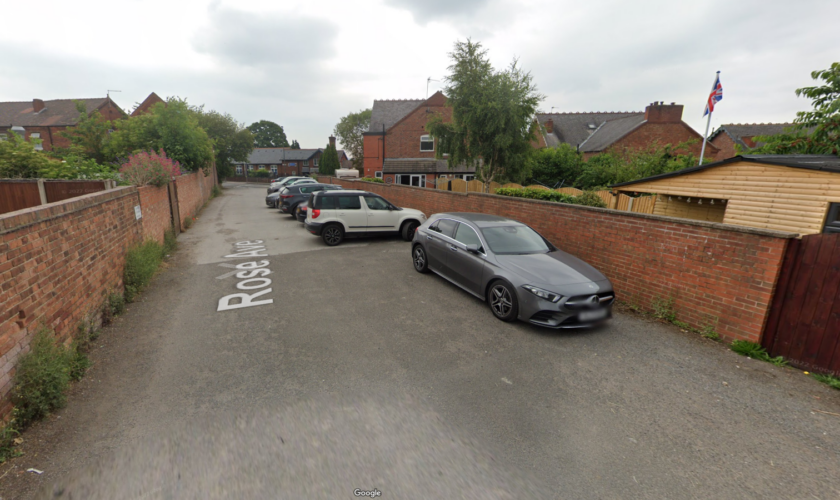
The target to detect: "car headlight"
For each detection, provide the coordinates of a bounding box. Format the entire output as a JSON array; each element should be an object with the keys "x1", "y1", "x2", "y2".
[{"x1": 522, "y1": 285, "x2": 562, "y2": 303}]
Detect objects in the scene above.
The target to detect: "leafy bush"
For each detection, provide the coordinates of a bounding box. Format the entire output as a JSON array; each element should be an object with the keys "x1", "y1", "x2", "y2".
[
  {"x1": 251, "y1": 168, "x2": 271, "y2": 178},
  {"x1": 211, "y1": 184, "x2": 222, "y2": 198},
  {"x1": 11, "y1": 328, "x2": 74, "y2": 429},
  {"x1": 0, "y1": 131, "x2": 58, "y2": 178},
  {"x1": 119, "y1": 150, "x2": 182, "y2": 187},
  {"x1": 730, "y1": 340, "x2": 788, "y2": 366},
  {"x1": 183, "y1": 216, "x2": 194, "y2": 230},
  {"x1": 124, "y1": 240, "x2": 164, "y2": 302},
  {"x1": 360, "y1": 177, "x2": 385, "y2": 183},
  {"x1": 164, "y1": 227, "x2": 177, "y2": 254},
  {"x1": 495, "y1": 187, "x2": 606, "y2": 207}
]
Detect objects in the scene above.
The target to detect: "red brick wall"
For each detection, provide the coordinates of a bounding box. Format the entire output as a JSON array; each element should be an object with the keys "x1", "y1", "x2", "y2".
[
  {"x1": 319, "y1": 177, "x2": 793, "y2": 343},
  {"x1": 0, "y1": 188, "x2": 144, "y2": 418},
  {"x1": 175, "y1": 168, "x2": 215, "y2": 230},
  {"x1": 384, "y1": 101, "x2": 451, "y2": 160},
  {"x1": 608, "y1": 122, "x2": 718, "y2": 157},
  {"x1": 137, "y1": 185, "x2": 171, "y2": 244},
  {"x1": 712, "y1": 133, "x2": 737, "y2": 160},
  {"x1": 363, "y1": 135, "x2": 384, "y2": 177}
]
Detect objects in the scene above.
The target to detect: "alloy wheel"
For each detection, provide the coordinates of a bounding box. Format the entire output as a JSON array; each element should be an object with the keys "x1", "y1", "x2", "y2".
[
  {"x1": 324, "y1": 227, "x2": 342, "y2": 246},
  {"x1": 413, "y1": 247, "x2": 425, "y2": 270},
  {"x1": 491, "y1": 285, "x2": 513, "y2": 317}
]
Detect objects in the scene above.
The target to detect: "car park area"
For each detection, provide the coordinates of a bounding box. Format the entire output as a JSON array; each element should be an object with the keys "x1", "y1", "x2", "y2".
[{"x1": 4, "y1": 182, "x2": 839, "y2": 499}]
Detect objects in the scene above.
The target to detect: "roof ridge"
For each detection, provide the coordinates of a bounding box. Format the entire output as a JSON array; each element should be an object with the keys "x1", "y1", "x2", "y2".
[
  {"x1": 374, "y1": 98, "x2": 424, "y2": 102},
  {"x1": 0, "y1": 97, "x2": 107, "y2": 104},
  {"x1": 723, "y1": 122, "x2": 794, "y2": 126},
  {"x1": 540, "y1": 111, "x2": 642, "y2": 115}
]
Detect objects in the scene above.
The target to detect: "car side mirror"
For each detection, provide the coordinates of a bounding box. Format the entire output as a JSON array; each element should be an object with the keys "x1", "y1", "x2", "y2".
[{"x1": 466, "y1": 244, "x2": 480, "y2": 254}]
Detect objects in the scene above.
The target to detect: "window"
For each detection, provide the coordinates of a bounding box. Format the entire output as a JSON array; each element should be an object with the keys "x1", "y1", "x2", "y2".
[
  {"x1": 30, "y1": 132, "x2": 43, "y2": 150},
  {"x1": 454, "y1": 223, "x2": 483, "y2": 251},
  {"x1": 396, "y1": 174, "x2": 426, "y2": 188},
  {"x1": 454, "y1": 174, "x2": 475, "y2": 181},
  {"x1": 316, "y1": 195, "x2": 336, "y2": 209},
  {"x1": 303, "y1": 160, "x2": 309, "y2": 167},
  {"x1": 420, "y1": 135, "x2": 434, "y2": 152},
  {"x1": 337, "y1": 196, "x2": 362, "y2": 209},
  {"x1": 270, "y1": 165, "x2": 277, "y2": 174},
  {"x1": 824, "y1": 203, "x2": 840, "y2": 234},
  {"x1": 236, "y1": 166, "x2": 243, "y2": 175},
  {"x1": 314, "y1": 158, "x2": 319, "y2": 167},
  {"x1": 248, "y1": 165, "x2": 254, "y2": 171},
  {"x1": 480, "y1": 225, "x2": 551, "y2": 255},
  {"x1": 375, "y1": 171, "x2": 383, "y2": 178},
  {"x1": 364, "y1": 196, "x2": 390, "y2": 210},
  {"x1": 431, "y1": 218, "x2": 457, "y2": 238}
]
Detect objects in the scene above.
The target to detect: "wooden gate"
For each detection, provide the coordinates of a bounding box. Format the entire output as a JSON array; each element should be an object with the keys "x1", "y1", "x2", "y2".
[{"x1": 762, "y1": 233, "x2": 840, "y2": 376}]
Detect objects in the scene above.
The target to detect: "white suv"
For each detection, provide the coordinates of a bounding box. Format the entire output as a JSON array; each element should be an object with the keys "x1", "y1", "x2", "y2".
[{"x1": 305, "y1": 190, "x2": 427, "y2": 246}]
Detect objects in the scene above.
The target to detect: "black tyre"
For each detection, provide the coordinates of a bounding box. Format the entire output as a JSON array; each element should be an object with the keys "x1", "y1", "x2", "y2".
[
  {"x1": 289, "y1": 204, "x2": 299, "y2": 218},
  {"x1": 412, "y1": 245, "x2": 429, "y2": 273},
  {"x1": 487, "y1": 280, "x2": 519, "y2": 322},
  {"x1": 294, "y1": 205, "x2": 303, "y2": 220},
  {"x1": 322, "y1": 224, "x2": 344, "y2": 246},
  {"x1": 401, "y1": 220, "x2": 420, "y2": 242}
]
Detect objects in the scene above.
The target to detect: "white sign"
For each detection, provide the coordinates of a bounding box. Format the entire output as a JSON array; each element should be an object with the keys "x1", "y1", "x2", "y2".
[
  {"x1": 134, "y1": 205, "x2": 142, "y2": 220},
  {"x1": 217, "y1": 240, "x2": 274, "y2": 311}
]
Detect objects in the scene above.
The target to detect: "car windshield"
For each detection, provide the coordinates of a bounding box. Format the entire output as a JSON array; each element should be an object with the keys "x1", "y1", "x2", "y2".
[{"x1": 480, "y1": 225, "x2": 551, "y2": 255}]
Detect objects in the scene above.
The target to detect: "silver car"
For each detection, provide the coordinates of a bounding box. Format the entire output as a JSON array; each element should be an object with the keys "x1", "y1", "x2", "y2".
[{"x1": 411, "y1": 213, "x2": 614, "y2": 328}]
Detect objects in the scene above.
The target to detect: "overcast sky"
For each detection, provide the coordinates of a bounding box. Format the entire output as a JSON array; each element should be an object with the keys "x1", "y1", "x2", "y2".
[{"x1": 2, "y1": 0, "x2": 838, "y2": 151}]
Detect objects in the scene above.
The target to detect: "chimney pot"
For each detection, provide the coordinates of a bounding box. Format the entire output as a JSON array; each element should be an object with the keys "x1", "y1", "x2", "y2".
[
  {"x1": 33, "y1": 99, "x2": 45, "y2": 113},
  {"x1": 329, "y1": 135, "x2": 336, "y2": 148},
  {"x1": 644, "y1": 102, "x2": 683, "y2": 123}
]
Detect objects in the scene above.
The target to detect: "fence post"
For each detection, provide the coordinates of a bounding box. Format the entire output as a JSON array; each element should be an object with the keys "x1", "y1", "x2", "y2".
[{"x1": 36, "y1": 179, "x2": 48, "y2": 205}]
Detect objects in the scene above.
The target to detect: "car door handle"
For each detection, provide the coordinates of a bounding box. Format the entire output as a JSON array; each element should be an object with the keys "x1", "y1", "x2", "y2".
[
  {"x1": 426, "y1": 236, "x2": 432, "y2": 240},
  {"x1": 449, "y1": 245, "x2": 458, "y2": 252}
]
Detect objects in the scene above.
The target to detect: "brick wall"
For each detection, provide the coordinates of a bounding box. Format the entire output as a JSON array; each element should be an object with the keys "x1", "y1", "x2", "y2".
[
  {"x1": 175, "y1": 169, "x2": 214, "y2": 230},
  {"x1": 0, "y1": 188, "x2": 143, "y2": 418},
  {"x1": 711, "y1": 133, "x2": 737, "y2": 160},
  {"x1": 137, "y1": 185, "x2": 172, "y2": 244},
  {"x1": 606, "y1": 122, "x2": 719, "y2": 158},
  {"x1": 319, "y1": 177, "x2": 794, "y2": 343}
]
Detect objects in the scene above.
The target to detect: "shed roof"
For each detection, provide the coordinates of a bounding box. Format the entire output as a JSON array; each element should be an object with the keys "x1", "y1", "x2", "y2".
[
  {"x1": 0, "y1": 97, "x2": 122, "y2": 127},
  {"x1": 611, "y1": 155, "x2": 840, "y2": 188}
]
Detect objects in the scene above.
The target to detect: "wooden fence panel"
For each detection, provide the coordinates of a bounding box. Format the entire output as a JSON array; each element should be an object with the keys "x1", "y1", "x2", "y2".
[
  {"x1": 449, "y1": 179, "x2": 467, "y2": 193},
  {"x1": 0, "y1": 180, "x2": 41, "y2": 214},
  {"x1": 436, "y1": 178, "x2": 449, "y2": 190},
  {"x1": 763, "y1": 233, "x2": 840, "y2": 376},
  {"x1": 501, "y1": 183, "x2": 522, "y2": 189},
  {"x1": 526, "y1": 185, "x2": 549, "y2": 190},
  {"x1": 488, "y1": 182, "x2": 501, "y2": 194},
  {"x1": 616, "y1": 193, "x2": 631, "y2": 211},
  {"x1": 44, "y1": 180, "x2": 107, "y2": 203},
  {"x1": 466, "y1": 179, "x2": 484, "y2": 192},
  {"x1": 594, "y1": 190, "x2": 616, "y2": 209},
  {"x1": 631, "y1": 195, "x2": 656, "y2": 214},
  {"x1": 555, "y1": 187, "x2": 583, "y2": 196}
]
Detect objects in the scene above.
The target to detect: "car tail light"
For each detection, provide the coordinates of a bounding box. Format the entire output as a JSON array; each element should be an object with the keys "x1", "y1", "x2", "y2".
[
  {"x1": 312, "y1": 209, "x2": 321, "y2": 219},
  {"x1": 281, "y1": 195, "x2": 293, "y2": 199},
  {"x1": 301, "y1": 206, "x2": 307, "y2": 211}
]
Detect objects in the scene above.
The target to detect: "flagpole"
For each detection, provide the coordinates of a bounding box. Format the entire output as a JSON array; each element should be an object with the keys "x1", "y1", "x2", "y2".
[{"x1": 699, "y1": 70, "x2": 720, "y2": 165}]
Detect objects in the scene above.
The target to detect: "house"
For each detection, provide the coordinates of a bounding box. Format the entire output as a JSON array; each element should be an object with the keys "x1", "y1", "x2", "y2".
[
  {"x1": 362, "y1": 91, "x2": 476, "y2": 186},
  {"x1": 234, "y1": 136, "x2": 347, "y2": 177},
  {"x1": 0, "y1": 97, "x2": 126, "y2": 151},
  {"x1": 131, "y1": 92, "x2": 165, "y2": 117},
  {"x1": 611, "y1": 154, "x2": 840, "y2": 235},
  {"x1": 534, "y1": 102, "x2": 718, "y2": 159},
  {"x1": 708, "y1": 123, "x2": 795, "y2": 160}
]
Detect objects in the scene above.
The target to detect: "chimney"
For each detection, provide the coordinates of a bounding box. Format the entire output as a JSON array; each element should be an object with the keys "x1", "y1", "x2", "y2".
[
  {"x1": 545, "y1": 118, "x2": 554, "y2": 134},
  {"x1": 32, "y1": 99, "x2": 45, "y2": 113},
  {"x1": 329, "y1": 135, "x2": 336, "y2": 148},
  {"x1": 644, "y1": 102, "x2": 683, "y2": 123}
]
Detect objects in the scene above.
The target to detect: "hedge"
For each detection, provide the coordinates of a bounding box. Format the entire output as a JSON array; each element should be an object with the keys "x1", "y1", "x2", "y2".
[{"x1": 495, "y1": 187, "x2": 607, "y2": 208}]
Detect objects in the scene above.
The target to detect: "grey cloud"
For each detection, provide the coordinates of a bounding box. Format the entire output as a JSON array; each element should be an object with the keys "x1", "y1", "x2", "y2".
[
  {"x1": 193, "y1": 7, "x2": 337, "y2": 67},
  {"x1": 385, "y1": 0, "x2": 492, "y2": 24}
]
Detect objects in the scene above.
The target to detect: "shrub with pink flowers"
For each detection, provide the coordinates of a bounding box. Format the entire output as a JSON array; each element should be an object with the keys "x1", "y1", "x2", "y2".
[{"x1": 119, "y1": 150, "x2": 182, "y2": 187}]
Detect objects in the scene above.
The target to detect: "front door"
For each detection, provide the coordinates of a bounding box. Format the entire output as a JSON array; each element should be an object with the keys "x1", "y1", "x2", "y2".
[
  {"x1": 363, "y1": 195, "x2": 399, "y2": 231},
  {"x1": 336, "y1": 195, "x2": 367, "y2": 233}
]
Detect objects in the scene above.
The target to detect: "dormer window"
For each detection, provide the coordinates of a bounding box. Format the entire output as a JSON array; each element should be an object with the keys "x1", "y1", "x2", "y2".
[{"x1": 420, "y1": 135, "x2": 434, "y2": 152}]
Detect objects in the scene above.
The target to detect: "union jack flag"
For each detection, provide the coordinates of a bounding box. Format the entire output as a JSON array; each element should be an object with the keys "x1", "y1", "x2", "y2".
[{"x1": 704, "y1": 73, "x2": 723, "y2": 116}]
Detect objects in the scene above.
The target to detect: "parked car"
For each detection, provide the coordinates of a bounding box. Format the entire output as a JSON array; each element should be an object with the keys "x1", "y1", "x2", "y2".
[
  {"x1": 278, "y1": 184, "x2": 343, "y2": 217},
  {"x1": 410, "y1": 213, "x2": 614, "y2": 329},
  {"x1": 305, "y1": 190, "x2": 426, "y2": 246},
  {"x1": 267, "y1": 176, "x2": 307, "y2": 194},
  {"x1": 265, "y1": 190, "x2": 282, "y2": 208},
  {"x1": 295, "y1": 201, "x2": 308, "y2": 223}
]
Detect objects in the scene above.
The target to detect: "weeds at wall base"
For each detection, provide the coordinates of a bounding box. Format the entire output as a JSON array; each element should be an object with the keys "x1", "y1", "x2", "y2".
[
  {"x1": 811, "y1": 373, "x2": 840, "y2": 390},
  {"x1": 124, "y1": 240, "x2": 165, "y2": 303}
]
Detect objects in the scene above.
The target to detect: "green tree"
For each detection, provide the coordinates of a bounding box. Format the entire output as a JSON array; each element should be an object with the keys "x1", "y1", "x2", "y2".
[
  {"x1": 575, "y1": 141, "x2": 702, "y2": 189},
  {"x1": 333, "y1": 108, "x2": 372, "y2": 170},
  {"x1": 290, "y1": 139, "x2": 300, "y2": 149},
  {"x1": 319, "y1": 143, "x2": 341, "y2": 175},
  {"x1": 247, "y1": 120, "x2": 289, "y2": 148},
  {"x1": 194, "y1": 107, "x2": 254, "y2": 178},
  {"x1": 57, "y1": 101, "x2": 113, "y2": 164},
  {"x1": 526, "y1": 143, "x2": 583, "y2": 187},
  {"x1": 0, "y1": 131, "x2": 57, "y2": 178},
  {"x1": 107, "y1": 98, "x2": 214, "y2": 172},
  {"x1": 752, "y1": 62, "x2": 839, "y2": 155},
  {"x1": 427, "y1": 39, "x2": 543, "y2": 191}
]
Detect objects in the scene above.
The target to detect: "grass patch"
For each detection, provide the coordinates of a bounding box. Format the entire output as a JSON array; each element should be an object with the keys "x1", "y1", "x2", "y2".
[
  {"x1": 811, "y1": 373, "x2": 840, "y2": 390},
  {"x1": 124, "y1": 240, "x2": 164, "y2": 303},
  {"x1": 163, "y1": 227, "x2": 177, "y2": 255},
  {"x1": 651, "y1": 297, "x2": 677, "y2": 322},
  {"x1": 101, "y1": 292, "x2": 125, "y2": 326},
  {"x1": 183, "y1": 216, "x2": 194, "y2": 230},
  {"x1": 0, "y1": 422, "x2": 22, "y2": 463},
  {"x1": 211, "y1": 184, "x2": 222, "y2": 198},
  {"x1": 12, "y1": 328, "x2": 74, "y2": 429},
  {"x1": 701, "y1": 324, "x2": 721, "y2": 341},
  {"x1": 730, "y1": 340, "x2": 788, "y2": 366}
]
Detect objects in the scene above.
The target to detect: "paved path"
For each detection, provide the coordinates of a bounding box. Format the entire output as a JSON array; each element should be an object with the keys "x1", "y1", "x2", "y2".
[{"x1": 2, "y1": 182, "x2": 839, "y2": 499}]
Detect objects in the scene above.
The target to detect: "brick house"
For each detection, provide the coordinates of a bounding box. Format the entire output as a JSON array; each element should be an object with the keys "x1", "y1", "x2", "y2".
[
  {"x1": 362, "y1": 91, "x2": 476, "y2": 186},
  {"x1": 708, "y1": 123, "x2": 794, "y2": 160},
  {"x1": 131, "y1": 92, "x2": 165, "y2": 117},
  {"x1": 233, "y1": 136, "x2": 347, "y2": 177},
  {"x1": 534, "y1": 102, "x2": 717, "y2": 159},
  {"x1": 0, "y1": 97, "x2": 126, "y2": 151}
]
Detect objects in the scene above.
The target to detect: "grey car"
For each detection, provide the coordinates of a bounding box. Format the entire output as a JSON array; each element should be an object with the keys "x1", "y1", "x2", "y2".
[
  {"x1": 278, "y1": 183, "x2": 342, "y2": 217},
  {"x1": 411, "y1": 213, "x2": 614, "y2": 328}
]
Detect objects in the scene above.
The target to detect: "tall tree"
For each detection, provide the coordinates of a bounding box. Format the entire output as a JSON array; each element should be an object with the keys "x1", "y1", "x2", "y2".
[
  {"x1": 107, "y1": 98, "x2": 214, "y2": 172},
  {"x1": 290, "y1": 139, "x2": 301, "y2": 149},
  {"x1": 526, "y1": 143, "x2": 584, "y2": 187},
  {"x1": 247, "y1": 120, "x2": 289, "y2": 148},
  {"x1": 319, "y1": 143, "x2": 341, "y2": 175},
  {"x1": 333, "y1": 108, "x2": 372, "y2": 170},
  {"x1": 752, "y1": 62, "x2": 839, "y2": 155},
  {"x1": 427, "y1": 39, "x2": 543, "y2": 191},
  {"x1": 58, "y1": 101, "x2": 113, "y2": 164},
  {"x1": 193, "y1": 107, "x2": 254, "y2": 178}
]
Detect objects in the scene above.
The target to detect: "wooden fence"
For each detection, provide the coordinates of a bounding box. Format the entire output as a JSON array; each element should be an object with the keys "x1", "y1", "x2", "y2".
[
  {"x1": 0, "y1": 179, "x2": 111, "y2": 215},
  {"x1": 436, "y1": 179, "x2": 502, "y2": 194},
  {"x1": 762, "y1": 233, "x2": 840, "y2": 376}
]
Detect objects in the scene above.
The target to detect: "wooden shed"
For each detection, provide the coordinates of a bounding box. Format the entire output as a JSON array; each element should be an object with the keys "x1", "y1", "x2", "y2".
[{"x1": 611, "y1": 155, "x2": 840, "y2": 235}]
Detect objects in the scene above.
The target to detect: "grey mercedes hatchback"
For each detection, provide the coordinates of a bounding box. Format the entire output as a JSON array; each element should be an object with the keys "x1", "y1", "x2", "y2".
[{"x1": 411, "y1": 213, "x2": 614, "y2": 328}]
